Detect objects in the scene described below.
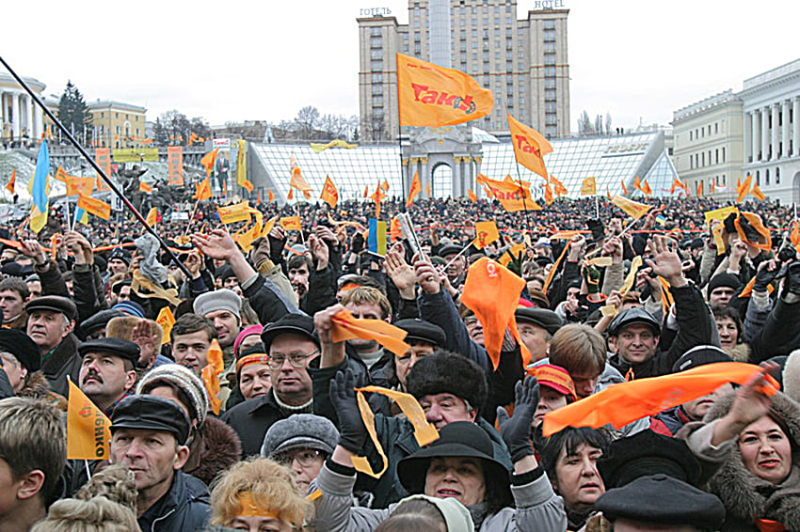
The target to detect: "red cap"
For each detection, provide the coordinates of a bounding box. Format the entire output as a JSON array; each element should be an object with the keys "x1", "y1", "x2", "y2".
[{"x1": 527, "y1": 364, "x2": 577, "y2": 401}]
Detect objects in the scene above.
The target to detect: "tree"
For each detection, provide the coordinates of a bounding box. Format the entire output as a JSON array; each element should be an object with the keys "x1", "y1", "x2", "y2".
[
  {"x1": 577, "y1": 110, "x2": 593, "y2": 137},
  {"x1": 295, "y1": 106, "x2": 320, "y2": 140},
  {"x1": 57, "y1": 81, "x2": 92, "y2": 143}
]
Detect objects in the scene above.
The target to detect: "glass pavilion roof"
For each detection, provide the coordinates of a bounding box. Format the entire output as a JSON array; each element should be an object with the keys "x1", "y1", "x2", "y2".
[{"x1": 250, "y1": 131, "x2": 678, "y2": 202}]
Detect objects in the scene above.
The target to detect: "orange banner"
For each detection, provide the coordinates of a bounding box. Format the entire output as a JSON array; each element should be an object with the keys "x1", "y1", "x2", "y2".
[
  {"x1": 65, "y1": 176, "x2": 95, "y2": 197},
  {"x1": 611, "y1": 195, "x2": 651, "y2": 220},
  {"x1": 507, "y1": 113, "x2": 553, "y2": 178},
  {"x1": 78, "y1": 194, "x2": 111, "y2": 220},
  {"x1": 480, "y1": 175, "x2": 542, "y2": 212},
  {"x1": 95, "y1": 148, "x2": 112, "y2": 191},
  {"x1": 167, "y1": 146, "x2": 184, "y2": 186},
  {"x1": 397, "y1": 53, "x2": 493, "y2": 127}
]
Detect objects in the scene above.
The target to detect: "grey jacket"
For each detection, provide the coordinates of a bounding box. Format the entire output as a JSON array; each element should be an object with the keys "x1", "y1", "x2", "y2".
[{"x1": 313, "y1": 462, "x2": 567, "y2": 532}]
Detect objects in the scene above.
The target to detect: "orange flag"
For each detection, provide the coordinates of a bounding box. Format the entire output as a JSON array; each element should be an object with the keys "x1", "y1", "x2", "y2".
[
  {"x1": 54, "y1": 166, "x2": 69, "y2": 183},
  {"x1": 425, "y1": 182, "x2": 431, "y2": 198},
  {"x1": 320, "y1": 175, "x2": 339, "y2": 209},
  {"x1": 194, "y1": 177, "x2": 212, "y2": 202},
  {"x1": 156, "y1": 306, "x2": 176, "y2": 345},
  {"x1": 67, "y1": 379, "x2": 111, "y2": 460},
  {"x1": 289, "y1": 154, "x2": 313, "y2": 200},
  {"x1": 642, "y1": 178, "x2": 652, "y2": 196},
  {"x1": 218, "y1": 201, "x2": 252, "y2": 225},
  {"x1": 200, "y1": 148, "x2": 218, "y2": 178},
  {"x1": 733, "y1": 211, "x2": 772, "y2": 251},
  {"x1": 606, "y1": 187, "x2": 612, "y2": 200},
  {"x1": 621, "y1": 180, "x2": 629, "y2": 196},
  {"x1": 473, "y1": 220, "x2": 500, "y2": 250},
  {"x1": 5, "y1": 169, "x2": 15, "y2": 194},
  {"x1": 280, "y1": 216, "x2": 302, "y2": 231},
  {"x1": 268, "y1": 189, "x2": 275, "y2": 202},
  {"x1": 287, "y1": 188, "x2": 294, "y2": 200},
  {"x1": 256, "y1": 190, "x2": 262, "y2": 205},
  {"x1": 222, "y1": 180, "x2": 228, "y2": 197},
  {"x1": 363, "y1": 186, "x2": 369, "y2": 199},
  {"x1": 139, "y1": 181, "x2": 153, "y2": 193},
  {"x1": 396, "y1": 52, "x2": 493, "y2": 127},
  {"x1": 736, "y1": 174, "x2": 753, "y2": 203},
  {"x1": 611, "y1": 195, "x2": 651, "y2": 220},
  {"x1": 507, "y1": 113, "x2": 553, "y2": 178},
  {"x1": 77, "y1": 195, "x2": 111, "y2": 220},
  {"x1": 790, "y1": 220, "x2": 800, "y2": 253},
  {"x1": 468, "y1": 189, "x2": 477, "y2": 203},
  {"x1": 330, "y1": 308, "x2": 409, "y2": 356},
  {"x1": 482, "y1": 175, "x2": 542, "y2": 212},
  {"x1": 406, "y1": 171, "x2": 422, "y2": 207},
  {"x1": 461, "y1": 257, "x2": 532, "y2": 370},
  {"x1": 580, "y1": 177, "x2": 596, "y2": 196},
  {"x1": 543, "y1": 182, "x2": 554, "y2": 205},
  {"x1": 543, "y1": 362, "x2": 778, "y2": 437},
  {"x1": 751, "y1": 183, "x2": 765, "y2": 201},
  {"x1": 202, "y1": 339, "x2": 224, "y2": 415},
  {"x1": 697, "y1": 181, "x2": 704, "y2": 198},
  {"x1": 549, "y1": 175, "x2": 568, "y2": 197},
  {"x1": 146, "y1": 207, "x2": 158, "y2": 226},
  {"x1": 382, "y1": 179, "x2": 390, "y2": 192}
]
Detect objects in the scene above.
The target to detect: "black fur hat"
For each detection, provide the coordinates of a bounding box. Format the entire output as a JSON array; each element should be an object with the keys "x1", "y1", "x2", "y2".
[{"x1": 407, "y1": 350, "x2": 488, "y2": 412}]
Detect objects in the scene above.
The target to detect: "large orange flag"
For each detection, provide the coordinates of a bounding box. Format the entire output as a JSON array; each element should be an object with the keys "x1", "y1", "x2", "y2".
[
  {"x1": 468, "y1": 189, "x2": 477, "y2": 203},
  {"x1": 202, "y1": 339, "x2": 224, "y2": 415},
  {"x1": 67, "y1": 379, "x2": 111, "y2": 460},
  {"x1": 320, "y1": 175, "x2": 339, "y2": 209},
  {"x1": 396, "y1": 53, "x2": 493, "y2": 127},
  {"x1": 66, "y1": 176, "x2": 95, "y2": 197},
  {"x1": 507, "y1": 113, "x2": 553, "y2": 178},
  {"x1": 543, "y1": 362, "x2": 778, "y2": 437},
  {"x1": 461, "y1": 257, "x2": 532, "y2": 370},
  {"x1": 481, "y1": 175, "x2": 542, "y2": 212},
  {"x1": 331, "y1": 308, "x2": 409, "y2": 356},
  {"x1": 406, "y1": 171, "x2": 422, "y2": 207}
]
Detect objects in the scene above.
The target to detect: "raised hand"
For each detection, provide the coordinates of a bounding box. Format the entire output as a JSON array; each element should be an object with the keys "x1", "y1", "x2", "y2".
[
  {"x1": 498, "y1": 376, "x2": 540, "y2": 463},
  {"x1": 644, "y1": 235, "x2": 686, "y2": 288},
  {"x1": 191, "y1": 229, "x2": 238, "y2": 261},
  {"x1": 329, "y1": 369, "x2": 368, "y2": 454}
]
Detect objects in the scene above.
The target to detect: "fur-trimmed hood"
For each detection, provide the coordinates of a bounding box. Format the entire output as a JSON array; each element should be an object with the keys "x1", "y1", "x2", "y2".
[
  {"x1": 724, "y1": 342, "x2": 751, "y2": 363},
  {"x1": 17, "y1": 371, "x2": 67, "y2": 411},
  {"x1": 703, "y1": 391, "x2": 800, "y2": 530},
  {"x1": 183, "y1": 416, "x2": 242, "y2": 486}
]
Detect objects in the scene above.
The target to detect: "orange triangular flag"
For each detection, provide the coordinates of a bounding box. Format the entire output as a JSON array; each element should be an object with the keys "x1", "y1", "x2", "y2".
[
  {"x1": 5, "y1": 169, "x2": 15, "y2": 194},
  {"x1": 396, "y1": 53, "x2": 493, "y2": 127},
  {"x1": 268, "y1": 189, "x2": 275, "y2": 202},
  {"x1": 697, "y1": 181, "x2": 704, "y2": 198},
  {"x1": 507, "y1": 113, "x2": 552, "y2": 178},
  {"x1": 468, "y1": 189, "x2": 477, "y2": 203},
  {"x1": 330, "y1": 308, "x2": 409, "y2": 356},
  {"x1": 461, "y1": 257, "x2": 532, "y2": 370},
  {"x1": 257, "y1": 189, "x2": 262, "y2": 205},
  {"x1": 736, "y1": 174, "x2": 753, "y2": 203},
  {"x1": 200, "y1": 148, "x2": 218, "y2": 178},
  {"x1": 67, "y1": 379, "x2": 111, "y2": 459},
  {"x1": 363, "y1": 186, "x2": 369, "y2": 199},
  {"x1": 287, "y1": 188, "x2": 294, "y2": 200},
  {"x1": 425, "y1": 181, "x2": 431, "y2": 198},
  {"x1": 621, "y1": 180, "x2": 629, "y2": 196},
  {"x1": 320, "y1": 175, "x2": 339, "y2": 209},
  {"x1": 146, "y1": 207, "x2": 158, "y2": 226},
  {"x1": 542, "y1": 362, "x2": 778, "y2": 437},
  {"x1": 544, "y1": 182, "x2": 555, "y2": 205},
  {"x1": 751, "y1": 183, "x2": 765, "y2": 201},
  {"x1": 642, "y1": 178, "x2": 652, "y2": 196},
  {"x1": 194, "y1": 177, "x2": 211, "y2": 202},
  {"x1": 382, "y1": 179, "x2": 390, "y2": 192},
  {"x1": 606, "y1": 187, "x2": 612, "y2": 201},
  {"x1": 407, "y1": 171, "x2": 422, "y2": 207}
]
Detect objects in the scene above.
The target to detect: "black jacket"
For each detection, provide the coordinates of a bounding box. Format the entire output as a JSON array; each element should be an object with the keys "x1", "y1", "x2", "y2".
[
  {"x1": 138, "y1": 471, "x2": 210, "y2": 532},
  {"x1": 42, "y1": 333, "x2": 81, "y2": 397}
]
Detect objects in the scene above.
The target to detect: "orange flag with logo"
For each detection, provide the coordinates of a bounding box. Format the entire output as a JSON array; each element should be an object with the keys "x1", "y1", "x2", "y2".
[
  {"x1": 146, "y1": 207, "x2": 158, "y2": 226},
  {"x1": 468, "y1": 189, "x2": 477, "y2": 203},
  {"x1": 194, "y1": 177, "x2": 212, "y2": 202},
  {"x1": 320, "y1": 175, "x2": 339, "y2": 209},
  {"x1": 736, "y1": 174, "x2": 753, "y2": 203},
  {"x1": 397, "y1": 53, "x2": 493, "y2": 127},
  {"x1": 580, "y1": 177, "x2": 596, "y2": 196},
  {"x1": 280, "y1": 216, "x2": 302, "y2": 231},
  {"x1": 202, "y1": 339, "x2": 225, "y2": 415},
  {"x1": 543, "y1": 362, "x2": 778, "y2": 437},
  {"x1": 473, "y1": 220, "x2": 500, "y2": 250},
  {"x1": 461, "y1": 258, "x2": 532, "y2": 370},
  {"x1": 156, "y1": 306, "x2": 176, "y2": 345},
  {"x1": 406, "y1": 171, "x2": 422, "y2": 207},
  {"x1": 67, "y1": 379, "x2": 111, "y2": 460},
  {"x1": 611, "y1": 195, "x2": 651, "y2": 220},
  {"x1": 65, "y1": 176, "x2": 95, "y2": 197},
  {"x1": 77, "y1": 195, "x2": 111, "y2": 220},
  {"x1": 481, "y1": 175, "x2": 542, "y2": 212},
  {"x1": 5, "y1": 169, "x2": 15, "y2": 194},
  {"x1": 507, "y1": 113, "x2": 553, "y2": 178},
  {"x1": 331, "y1": 308, "x2": 409, "y2": 356},
  {"x1": 218, "y1": 201, "x2": 252, "y2": 225}
]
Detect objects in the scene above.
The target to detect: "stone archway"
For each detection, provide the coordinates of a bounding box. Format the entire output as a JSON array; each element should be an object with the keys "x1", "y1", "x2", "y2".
[{"x1": 431, "y1": 162, "x2": 453, "y2": 198}]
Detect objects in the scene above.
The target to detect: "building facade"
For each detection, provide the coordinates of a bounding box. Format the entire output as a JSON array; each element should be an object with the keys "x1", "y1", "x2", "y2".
[
  {"x1": 87, "y1": 100, "x2": 147, "y2": 148},
  {"x1": 0, "y1": 73, "x2": 46, "y2": 143},
  {"x1": 672, "y1": 90, "x2": 744, "y2": 199},
  {"x1": 357, "y1": 0, "x2": 570, "y2": 142},
  {"x1": 740, "y1": 59, "x2": 800, "y2": 204}
]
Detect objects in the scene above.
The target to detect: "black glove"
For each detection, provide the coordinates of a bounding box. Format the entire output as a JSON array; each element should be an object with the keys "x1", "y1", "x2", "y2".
[
  {"x1": 268, "y1": 232, "x2": 287, "y2": 265},
  {"x1": 753, "y1": 262, "x2": 778, "y2": 293},
  {"x1": 785, "y1": 262, "x2": 800, "y2": 296},
  {"x1": 329, "y1": 369, "x2": 368, "y2": 454},
  {"x1": 351, "y1": 232, "x2": 365, "y2": 254},
  {"x1": 497, "y1": 376, "x2": 540, "y2": 463}
]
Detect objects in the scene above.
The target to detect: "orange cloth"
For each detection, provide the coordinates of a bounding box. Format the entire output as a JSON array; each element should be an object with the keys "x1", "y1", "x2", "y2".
[
  {"x1": 268, "y1": 189, "x2": 275, "y2": 202},
  {"x1": 203, "y1": 339, "x2": 224, "y2": 415},
  {"x1": 611, "y1": 195, "x2": 651, "y2": 220},
  {"x1": 194, "y1": 177, "x2": 212, "y2": 202},
  {"x1": 330, "y1": 308, "x2": 409, "y2": 356},
  {"x1": 279, "y1": 216, "x2": 302, "y2": 231},
  {"x1": 77, "y1": 195, "x2": 111, "y2": 220},
  {"x1": 320, "y1": 176, "x2": 339, "y2": 209},
  {"x1": 736, "y1": 174, "x2": 753, "y2": 203},
  {"x1": 397, "y1": 53, "x2": 493, "y2": 127},
  {"x1": 473, "y1": 220, "x2": 500, "y2": 250},
  {"x1": 480, "y1": 174, "x2": 542, "y2": 212},
  {"x1": 542, "y1": 362, "x2": 778, "y2": 437},
  {"x1": 66, "y1": 176, "x2": 95, "y2": 197},
  {"x1": 580, "y1": 177, "x2": 596, "y2": 196},
  {"x1": 507, "y1": 113, "x2": 552, "y2": 178},
  {"x1": 5, "y1": 169, "x2": 15, "y2": 194},
  {"x1": 461, "y1": 257, "x2": 531, "y2": 370},
  {"x1": 67, "y1": 379, "x2": 111, "y2": 460},
  {"x1": 200, "y1": 148, "x2": 218, "y2": 178},
  {"x1": 139, "y1": 181, "x2": 153, "y2": 193},
  {"x1": 146, "y1": 207, "x2": 158, "y2": 226},
  {"x1": 406, "y1": 171, "x2": 422, "y2": 207},
  {"x1": 468, "y1": 189, "x2": 477, "y2": 203}
]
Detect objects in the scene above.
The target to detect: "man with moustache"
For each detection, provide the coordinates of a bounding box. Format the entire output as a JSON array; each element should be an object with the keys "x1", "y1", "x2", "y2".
[{"x1": 78, "y1": 337, "x2": 140, "y2": 416}]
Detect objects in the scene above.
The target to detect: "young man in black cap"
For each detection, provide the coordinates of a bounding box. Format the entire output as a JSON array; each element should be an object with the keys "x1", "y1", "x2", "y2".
[
  {"x1": 78, "y1": 337, "x2": 140, "y2": 415},
  {"x1": 222, "y1": 314, "x2": 320, "y2": 457},
  {"x1": 109, "y1": 395, "x2": 210, "y2": 531},
  {"x1": 24, "y1": 295, "x2": 80, "y2": 397}
]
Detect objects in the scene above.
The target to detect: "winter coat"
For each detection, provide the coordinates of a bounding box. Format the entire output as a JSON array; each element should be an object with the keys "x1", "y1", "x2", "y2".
[
  {"x1": 41, "y1": 333, "x2": 81, "y2": 398},
  {"x1": 313, "y1": 462, "x2": 567, "y2": 532},
  {"x1": 137, "y1": 470, "x2": 210, "y2": 532},
  {"x1": 17, "y1": 371, "x2": 67, "y2": 410},
  {"x1": 183, "y1": 417, "x2": 242, "y2": 486},
  {"x1": 684, "y1": 391, "x2": 800, "y2": 531}
]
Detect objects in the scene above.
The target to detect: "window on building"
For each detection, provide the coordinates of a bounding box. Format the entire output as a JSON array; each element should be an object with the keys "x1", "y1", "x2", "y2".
[
  {"x1": 372, "y1": 95, "x2": 383, "y2": 107},
  {"x1": 545, "y1": 89, "x2": 556, "y2": 101},
  {"x1": 371, "y1": 36, "x2": 382, "y2": 48},
  {"x1": 544, "y1": 30, "x2": 556, "y2": 42},
  {"x1": 544, "y1": 53, "x2": 556, "y2": 65},
  {"x1": 414, "y1": 32, "x2": 420, "y2": 42},
  {"x1": 371, "y1": 73, "x2": 383, "y2": 83},
  {"x1": 544, "y1": 42, "x2": 556, "y2": 52},
  {"x1": 722, "y1": 147, "x2": 726, "y2": 162},
  {"x1": 715, "y1": 122, "x2": 718, "y2": 134},
  {"x1": 544, "y1": 78, "x2": 556, "y2": 89},
  {"x1": 518, "y1": 50, "x2": 525, "y2": 58},
  {"x1": 701, "y1": 153, "x2": 705, "y2": 166},
  {"x1": 371, "y1": 49, "x2": 382, "y2": 60},
  {"x1": 544, "y1": 19, "x2": 556, "y2": 30},
  {"x1": 544, "y1": 66, "x2": 556, "y2": 77},
  {"x1": 371, "y1": 27, "x2": 381, "y2": 36},
  {"x1": 415, "y1": 43, "x2": 421, "y2": 55},
  {"x1": 403, "y1": 44, "x2": 410, "y2": 52},
  {"x1": 689, "y1": 131, "x2": 692, "y2": 141},
  {"x1": 115, "y1": 113, "x2": 119, "y2": 119},
  {"x1": 371, "y1": 60, "x2": 383, "y2": 71},
  {"x1": 715, "y1": 149, "x2": 719, "y2": 164},
  {"x1": 766, "y1": 169, "x2": 770, "y2": 185},
  {"x1": 776, "y1": 167, "x2": 781, "y2": 184}
]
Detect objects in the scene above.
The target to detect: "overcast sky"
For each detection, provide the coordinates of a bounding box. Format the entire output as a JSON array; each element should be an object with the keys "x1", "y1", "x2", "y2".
[{"x1": 4, "y1": 0, "x2": 799, "y2": 133}]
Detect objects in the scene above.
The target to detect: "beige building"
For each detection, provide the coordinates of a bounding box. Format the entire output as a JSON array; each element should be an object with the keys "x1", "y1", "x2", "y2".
[
  {"x1": 87, "y1": 100, "x2": 147, "y2": 148},
  {"x1": 0, "y1": 73, "x2": 46, "y2": 143},
  {"x1": 672, "y1": 90, "x2": 744, "y2": 199},
  {"x1": 357, "y1": 0, "x2": 570, "y2": 142}
]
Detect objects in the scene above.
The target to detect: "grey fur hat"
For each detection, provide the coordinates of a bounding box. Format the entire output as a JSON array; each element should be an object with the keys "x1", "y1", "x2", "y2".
[
  {"x1": 261, "y1": 414, "x2": 339, "y2": 458},
  {"x1": 136, "y1": 363, "x2": 210, "y2": 426}
]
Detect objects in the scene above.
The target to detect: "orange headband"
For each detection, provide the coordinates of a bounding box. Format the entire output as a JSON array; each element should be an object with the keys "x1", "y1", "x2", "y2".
[
  {"x1": 235, "y1": 353, "x2": 270, "y2": 374},
  {"x1": 237, "y1": 491, "x2": 279, "y2": 519}
]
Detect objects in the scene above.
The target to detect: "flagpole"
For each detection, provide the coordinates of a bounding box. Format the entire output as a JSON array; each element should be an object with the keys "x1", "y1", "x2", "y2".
[
  {"x1": 0, "y1": 55, "x2": 191, "y2": 279},
  {"x1": 595, "y1": 194, "x2": 599, "y2": 219}
]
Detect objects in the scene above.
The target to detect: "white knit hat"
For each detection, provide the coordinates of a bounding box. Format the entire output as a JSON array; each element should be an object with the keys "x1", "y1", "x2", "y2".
[
  {"x1": 396, "y1": 495, "x2": 474, "y2": 530},
  {"x1": 136, "y1": 364, "x2": 210, "y2": 426}
]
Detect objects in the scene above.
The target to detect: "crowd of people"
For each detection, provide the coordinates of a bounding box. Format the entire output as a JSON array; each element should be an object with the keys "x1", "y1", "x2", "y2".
[{"x1": 0, "y1": 191, "x2": 798, "y2": 532}]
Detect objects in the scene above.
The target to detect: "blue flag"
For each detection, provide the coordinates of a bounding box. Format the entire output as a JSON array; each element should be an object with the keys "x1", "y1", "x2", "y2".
[
  {"x1": 368, "y1": 218, "x2": 387, "y2": 257},
  {"x1": 29, "y1": 141, "x2": 50, "y2": 233}
]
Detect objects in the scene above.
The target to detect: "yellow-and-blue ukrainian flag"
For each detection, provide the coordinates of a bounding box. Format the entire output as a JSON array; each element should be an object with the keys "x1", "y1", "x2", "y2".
[{"x1": 29, "y1": 141, "x2": 50, "y2": 233}]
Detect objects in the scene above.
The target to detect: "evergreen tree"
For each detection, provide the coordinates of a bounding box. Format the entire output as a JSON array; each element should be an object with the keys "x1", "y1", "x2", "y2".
[{"x1": 57, "y1": 81, "x2": 92, "y2": 142}]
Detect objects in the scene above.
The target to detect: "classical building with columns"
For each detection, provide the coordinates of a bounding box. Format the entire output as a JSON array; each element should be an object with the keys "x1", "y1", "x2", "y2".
[
  {"x1": 673, "y1": 58, "x2": 800, "y2": 203},
  {"x1": 0, "y1": 73, "x2": 45, "y2": 143},
  {"x1": 740, "y1": 60, "x2": 800, "y2": 204}
]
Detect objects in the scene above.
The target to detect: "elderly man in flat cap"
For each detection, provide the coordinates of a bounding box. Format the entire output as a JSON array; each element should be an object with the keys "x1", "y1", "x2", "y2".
[
  {"x1": 25, "y1": 295, "x2": 80, "y2": 397},
  {"x1": 78, "y1": 337, "x2": 140, "y2": 416}
]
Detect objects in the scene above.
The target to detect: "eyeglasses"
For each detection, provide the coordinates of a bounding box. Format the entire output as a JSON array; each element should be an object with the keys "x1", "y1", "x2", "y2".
[
  {"x1": 267, "y1": 350, "x2": 319, "y2": 369},
  {"x1": 274, "y1": 449, "x2": 323, "y2": 468}
]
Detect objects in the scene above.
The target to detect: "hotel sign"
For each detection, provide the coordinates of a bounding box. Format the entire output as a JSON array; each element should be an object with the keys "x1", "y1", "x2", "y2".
[
  {"x1": 360, "y1": 7, "x2": 392, "y2": 17},
  {"x1": 533, "y1": 0, "x2": 565, "y2": 9}
]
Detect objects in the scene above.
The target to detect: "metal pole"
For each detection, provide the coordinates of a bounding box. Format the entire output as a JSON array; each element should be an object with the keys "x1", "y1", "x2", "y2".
[{"x1": 0, "y1": 55, "x2": 191, "y2": 278}]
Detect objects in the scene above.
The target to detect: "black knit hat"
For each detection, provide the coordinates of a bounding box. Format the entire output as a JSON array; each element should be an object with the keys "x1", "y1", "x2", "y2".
[
  {"x1": 407, "y1": 351, "x2": 487, "y2": 412},
  {"x1": 672, "y1": 345, "x2": 732, "y2": 373},
  {"x1": 707, "y1": 272, "x2": 741, "y2": 295}
]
